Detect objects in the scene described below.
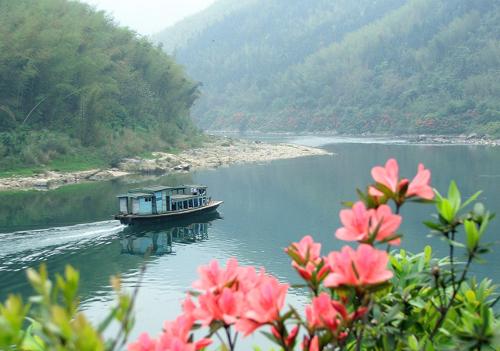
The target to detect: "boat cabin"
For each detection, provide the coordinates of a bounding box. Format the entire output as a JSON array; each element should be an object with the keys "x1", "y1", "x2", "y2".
[{"x1": 117, "y1": 185, "x2": 209, "y2": 216}]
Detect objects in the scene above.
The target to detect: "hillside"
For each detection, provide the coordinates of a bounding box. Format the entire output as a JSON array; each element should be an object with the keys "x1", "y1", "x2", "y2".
[
  {"x1": 0, "y1": 0, "x2": 200, "y2": 172},
  {"x1": 155, "y1": 0, "x2": 500, "y2": 136}
]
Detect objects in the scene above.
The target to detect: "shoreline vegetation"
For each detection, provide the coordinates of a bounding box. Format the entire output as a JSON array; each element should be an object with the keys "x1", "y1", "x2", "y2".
[
  {"x1": 1, "y1": 131, "x2": 498, "y2": 192},
  {"x1": 0, "y1": 137, "x2": 331, "y2": 192}
]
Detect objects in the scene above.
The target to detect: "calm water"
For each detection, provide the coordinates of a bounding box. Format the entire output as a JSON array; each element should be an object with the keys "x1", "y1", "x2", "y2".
[{"x1": 1, "y1": 138, "x2": 499, "y2": 346}]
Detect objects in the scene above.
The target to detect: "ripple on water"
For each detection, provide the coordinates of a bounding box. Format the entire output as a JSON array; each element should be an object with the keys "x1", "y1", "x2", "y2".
[{"x1": 0, "y1": 220, "x2": 125, "y2": 272}]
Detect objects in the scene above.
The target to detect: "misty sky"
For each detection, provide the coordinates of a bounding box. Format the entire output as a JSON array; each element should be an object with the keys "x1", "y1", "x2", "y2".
[{"x1": 80, "y1": 0, "x2": 217, "y2": 35}]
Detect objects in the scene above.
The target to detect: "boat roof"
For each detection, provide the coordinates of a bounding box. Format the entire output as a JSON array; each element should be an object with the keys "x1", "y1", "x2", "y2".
[
  {"x1": 129, "y1": 185, "x2": 173, "y2": 193},
  {"x1": 117, "y1": 192, "x2": 153, "y2": 199},
  {"x1": 127, "y1": 184, "x2": 207, "y2": 193},
  {"x1": 142, "y1": 185, "x2": 176, "y2": 192}
]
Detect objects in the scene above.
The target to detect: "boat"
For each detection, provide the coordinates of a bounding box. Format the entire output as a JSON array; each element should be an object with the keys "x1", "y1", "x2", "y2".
[{"x1": 114, "y1": 184, "x2": 223, "y2": 225}]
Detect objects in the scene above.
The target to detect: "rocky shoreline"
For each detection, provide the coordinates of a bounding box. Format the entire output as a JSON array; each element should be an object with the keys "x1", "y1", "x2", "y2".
[
  {"x1": 401, "y1": 133, "x2": 500, "y2": 146},
  {"x1": 210, "y1": 131, "x2": 500, "y2": 146},
  {"x1": 0, "y1": 138, "x2": 331, "y2": 192}
]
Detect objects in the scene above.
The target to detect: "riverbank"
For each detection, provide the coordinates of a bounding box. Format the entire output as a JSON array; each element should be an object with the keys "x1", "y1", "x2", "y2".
[
  {"x1": 0, "y1": 137, "x2": 331, "y2": 191},
  {"x1": 401, "y1": 133, "x2": 500, "y2": 146},
  {"x1": 210, "y1": 131, "x2": 500, "y2": 146}
]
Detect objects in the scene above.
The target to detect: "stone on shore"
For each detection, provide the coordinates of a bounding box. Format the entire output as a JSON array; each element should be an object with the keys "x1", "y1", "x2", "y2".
[{"x1": 0, "y1": 138, "x2": 331, "y2": 192}]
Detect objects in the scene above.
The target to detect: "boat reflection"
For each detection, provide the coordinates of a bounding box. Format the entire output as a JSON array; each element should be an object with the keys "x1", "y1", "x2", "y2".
[{"x1": 119, "y1": 212, "x2": 222, "y2": 256}]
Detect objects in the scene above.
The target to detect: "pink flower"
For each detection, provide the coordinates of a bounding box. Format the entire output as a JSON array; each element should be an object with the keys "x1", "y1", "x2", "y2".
[
  {"x1": 369, "y1": 159, "x2": 434, "y2": 201},
  {"x1": 193, "y1": 258, "x2": 239, "y2": 293},
  {"x1": 271, "y1": 325, "x2": 299, "y2": 348},
  {"x1": 286, "y1": 235, "x2": 326, "y2": 281},
  {"x1": 237, "y1": 265, "x2": 266, "y2": 294},
  {"x1": 324, "y1": 244, "x2": 393, "y2": 288},
  {"x1": 235, "y1": 275, "x2": 289, "y2": 335},
  {"x1": 369, "y1": 204, "x2": 402, "y2": 244},
  {"x1": 196, "y1": 288, "x2": 244, "y2": 326},
  {"x1": 370, "y1": 158, "x2": 402, "y2": 194},
  {"x1": 158, "y1": 315, "x2": 211, "y2": 351},
  {"x1": 407, "y1": 164, "x2": 434, "y2": 200},
  {"x1": 128, "y1": 333, "x2": 157, "y2": 351},
  {"x1": 309, "y1": 336, "x2": 319, "y2": 351},
  {"x1": 286, "y1": 235, "x2": 321, "y2": 264},
  {"x1": 335, "y1": 202, "x2": 401, "y2": 245},
  {"x1": 305, "y1": 293, "x2": 346, "y2": 331},
  {"x1": 128, "y1": 313, "x2": 212, "y2": 351}
]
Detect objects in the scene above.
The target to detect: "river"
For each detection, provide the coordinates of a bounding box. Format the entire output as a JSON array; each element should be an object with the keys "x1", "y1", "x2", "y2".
[{"x1": 0, "y1": 137, "x2": 499, "y2": 347}]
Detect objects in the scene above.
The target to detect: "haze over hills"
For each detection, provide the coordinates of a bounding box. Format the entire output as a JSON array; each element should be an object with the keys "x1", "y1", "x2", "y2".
[{"x1": 155, "y1": 0, "x2": 500, "y2": 136}]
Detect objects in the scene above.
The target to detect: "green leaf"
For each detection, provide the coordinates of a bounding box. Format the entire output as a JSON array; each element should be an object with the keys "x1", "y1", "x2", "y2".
[
  {"x1": 448, "y1": 180, "x2": 461, "y2": 214},
  {"x1": 341, "y1": 201, "x2": 354, "y2": 208},
  {"x1": 424, "y1": 245, "x2": 432, "y2": 263},
  {"x1": 438, "y1": 198, "x2": 455, "y2": 223},
  {"x1": 473, "y1": 202, "x2": 486, "y2": 216},
  {"x1": 375, "y1": 182, "x2": 394, "y2": 198},
  {"x1": 461, "y1": 190, "x2": 482, "y2": 210},
  {"x1": 478, "y1": 211, "x2": 490, "y2": 238},
  {"x1": 21, "y1": 323, "x2": 45, "y2": 351},
  {"x1": 464, "y1": 220, "x2": 479, "y2": 251},
  {"x1": 423, "y1": 220, "x2": 442, "y2": 231},
  {"x1": 379, "y1": 233, "x2": 402, "y2": 244},
  {"x1": 408, "y1": 335, "x2": 419, "y2": 350},
  {"x1": 261, "y1": 331, "x2": 278, "y2": 344},
  {"x1": 97, "y1": 308, "x2": 117, "y2": 333}
]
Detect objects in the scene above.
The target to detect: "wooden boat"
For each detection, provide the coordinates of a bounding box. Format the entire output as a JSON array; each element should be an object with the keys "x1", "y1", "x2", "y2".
[{"x1": 114, "y1": 184, "x2": 223, "y2": 225}]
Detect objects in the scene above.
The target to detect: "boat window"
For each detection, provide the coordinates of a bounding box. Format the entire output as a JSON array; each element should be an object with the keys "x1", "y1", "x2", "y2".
[
  {"x1": 172, "y1": 202, "x2": 177, "y2": 211},
  {"x1": 183, "y1": 200, "x2": 188, "y2": 208},
  {"x1": 189, "y1": 199, "x2": 193, "y2": 207},
  {"x1": 194, "y1": 198, "x2": 198, "y2": 207}
]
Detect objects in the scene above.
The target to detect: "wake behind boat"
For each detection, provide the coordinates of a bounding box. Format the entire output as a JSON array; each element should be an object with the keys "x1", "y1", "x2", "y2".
[{"x1": 114, "y1": 184, "x2": 223, "y2": 225}]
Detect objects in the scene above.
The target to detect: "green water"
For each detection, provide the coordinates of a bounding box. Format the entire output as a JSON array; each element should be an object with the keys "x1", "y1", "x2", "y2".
[{"x1": 0, "y1": 138, "x2": 499, "y2": 345}]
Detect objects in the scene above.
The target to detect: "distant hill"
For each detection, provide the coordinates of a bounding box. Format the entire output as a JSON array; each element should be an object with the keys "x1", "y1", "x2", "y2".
[
  {"x1": 0, "y1": 0, "x2": 199, "y2": 171},
  {"x1": 155, "y1": 0, "x2": 500, "y2": 136}
]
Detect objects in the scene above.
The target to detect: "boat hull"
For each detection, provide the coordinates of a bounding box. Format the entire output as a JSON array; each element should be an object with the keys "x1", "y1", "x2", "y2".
[{"x1": 115, "y1": 201, "x2": 223, "y2": 225}]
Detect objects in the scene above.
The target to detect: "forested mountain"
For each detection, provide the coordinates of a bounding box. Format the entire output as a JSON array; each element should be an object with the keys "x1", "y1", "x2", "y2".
[
  {"x1": 155, "y1": 0, "x2": 500, "y2": 135},
  {"x1": 0, "y1": 0, "x2": 199, "y2": 171}
]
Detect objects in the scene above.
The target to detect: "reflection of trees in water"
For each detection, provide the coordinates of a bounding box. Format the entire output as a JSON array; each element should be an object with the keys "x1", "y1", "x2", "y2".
[{"x1": 120, "y1": 222, "x2": 211, "y2": 256}]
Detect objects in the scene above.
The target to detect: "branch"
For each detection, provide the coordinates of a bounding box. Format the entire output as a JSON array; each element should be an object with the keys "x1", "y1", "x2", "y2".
[
  {"x1": 22, "y1": 95, "x2": 50, "y2": 125},
  {"x1": 429, "y1": 255, "x2": 473, "y2": 342}
]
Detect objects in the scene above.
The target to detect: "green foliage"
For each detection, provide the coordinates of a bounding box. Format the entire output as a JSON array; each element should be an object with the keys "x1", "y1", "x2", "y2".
[
  {"x1": 361, "y1": 181, "x2": 500, "y2": 350},
  {"x1": 0, "y1": 0, "x2": 200, "y2": 171},
  {"x1": 157, "y1": 0, "x2": 500, "y2": 135},
  {"x1": 0, "y1": 264, "x2": 134, "y2": 351}
]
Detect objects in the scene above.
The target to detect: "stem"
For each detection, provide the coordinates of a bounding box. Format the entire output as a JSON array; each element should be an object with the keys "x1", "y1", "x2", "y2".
[
  {"x1": 110, "y1": 265, "x2": 146, "y2": 351},
  {"x1": 449, "y1": 230, "x2": 456, "y2": 292},
  {"x1": 355, "y1": 297, "x2": 373, "y2": 351},
  {"x1": 214, "y1": 331, "x2": 225, "y2": 346},
  {"x1": 224, "y1": 325, "x2": 235, "y2": 351},
  {"x1": 276, "y1": 321, "x2": 293, "y2": 351},
  {"x1": 491, "y1": 294, "x2": 500, "y2": 308},
  {"x1": 429, "y1": 255, "x2": 473, "y2": 341},
  {"x1": 433, "y1": 273, "x2": 445, "y2": 310}
]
